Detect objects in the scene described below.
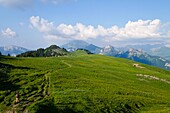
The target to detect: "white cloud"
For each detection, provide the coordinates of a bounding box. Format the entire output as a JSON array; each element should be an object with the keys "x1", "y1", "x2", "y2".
[
  {"x1": 30, "y1": 16, "x2": 54, "y2": 33},
  {"x1": 56, "y1": 23, "x2": 100, "y2": 40},
  {"x1": 1, "y1": 28, "x2": 17, "y2": 38},
  {"x1": 123, "y1": 19, "x2": 161, "y2": 38},
  {"x1": 30, "y1": 16, "x2": 110, "y2": 40},
  {"x1": 30, "y1": 16, "x2": 170, "y2": 45},
  {"x1": 0, "y1": 0, "x2": 32, "y2": 9}
]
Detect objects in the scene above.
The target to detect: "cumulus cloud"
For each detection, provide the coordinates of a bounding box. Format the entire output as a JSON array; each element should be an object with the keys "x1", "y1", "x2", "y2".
[
  {"x1": 123, "y1": 19, "x2": 161, "y2": 38},
  {"x1": 0, "y1": 0, "x2": 32, "y2": 9},
  {"x1": 30, "y1": 16, "x2": 101, "y2": 40},
  {"x1": 1, "y1": 28, "x2": 17, "y2": 38},
  {"x1": 30, "y1": 16, "x2": 54, "y2": 33},
  {"x1": 30, "y1": 16, "x2": 170, "y2": 45}
]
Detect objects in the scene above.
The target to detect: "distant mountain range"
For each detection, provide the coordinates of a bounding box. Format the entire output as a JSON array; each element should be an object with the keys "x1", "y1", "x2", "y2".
[
  {"x1": 115, "y1": 48, "x2": 170, "y2": 70},
  {"x1": 99, "y1": 45, "x2": 120, "y2": 56},
  {"x1": 61, "y1": 40, "x2": 102, "y2": 53},
  {"x1": 84, "y1": 44, "x2": 102, "y2": 53},
  {"x1": 0, "y1": 45, "x2": 29, "y2": 56},
  {"x1": 61, "y1": 40, "x2": 170, "y2": 70},
  {"x1": 120, "y1": 44, "x2": 170, "y2": 60},
  {"x1": 2, "y1": 40, "x2": 170, "y2": 70},
  {"x1": 61, "y1": 40, "x2": 89, "y2": 52},
  {"x1": 149, "y1": 46, "x2": 170, "y2": 60}
]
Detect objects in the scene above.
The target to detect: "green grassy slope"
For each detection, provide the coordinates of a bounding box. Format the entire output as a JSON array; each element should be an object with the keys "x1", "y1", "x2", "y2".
[
  {"x1": 69, "y1": 49, "x2": 92, "y2": 56},
  {"x1": 0, "y1": 55, "x2": 170, "y2": 113}
]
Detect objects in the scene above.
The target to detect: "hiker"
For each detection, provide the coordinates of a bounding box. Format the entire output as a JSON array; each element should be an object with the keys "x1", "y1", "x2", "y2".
[{"x1": 15, "y1": 92, "x2": 20, "y2": 103}]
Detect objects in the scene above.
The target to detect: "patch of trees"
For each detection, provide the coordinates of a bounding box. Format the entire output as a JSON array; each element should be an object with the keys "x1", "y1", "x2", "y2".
[{"x1": 17, "y1": 45, "x2": 68, "y2": 57}]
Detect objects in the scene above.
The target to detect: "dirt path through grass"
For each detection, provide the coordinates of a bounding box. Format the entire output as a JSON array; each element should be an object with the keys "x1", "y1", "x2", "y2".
[{"x1": 61, "y1": 60, "x2": 72, "y2": 68}]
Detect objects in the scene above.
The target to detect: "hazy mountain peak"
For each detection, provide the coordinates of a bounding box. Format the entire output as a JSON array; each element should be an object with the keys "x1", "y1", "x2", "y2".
[
  {"x1": 62, "y1": 40, "x2": 89, "y2": 50},
  {"x1": 3, "y1": 45, "x2": 25, "y2": 51},
  {"x1": 149, "y1": 46, "x2": 170, "y2": 60},
  {"x1": 99, "y1": 45, "x2": 120, "y2": 56},
  {"x1": 0, "y1": 45, "x2": 29, "y2": 56},
  {"x1": 104, "y1": 45, "x2": 113, "y2": 49},
  {"x1": 128, "y1": 48, "x2": 144, "y2": 53},
  {"x1": 46, "y1": 45, "x2": 60, "y2": 50},
  {"x1": 126, "y1": 48, "x2": 147, "y2": 57},
  {"x1": 3, "y1": 45, "x2": 15, "y2": 51}
]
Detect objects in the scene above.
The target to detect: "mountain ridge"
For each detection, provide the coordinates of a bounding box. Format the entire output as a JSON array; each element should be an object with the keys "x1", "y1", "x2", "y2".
[
  {"x1": 61, "y1": 40, "x2": 170, "y2": 70},
  {"x1": 115, "y1": 48, "x2": 170, "y2": 70},
  {"x1": 4, "y1": 40, "x2": 170, "y2": 70},
  {"x1": 0, "y1": 45, "x2": 29, "y2": 56},
  {"x1": 149, "y1": 46, "x2": 170, "y2": 60},
  {"x1": 17, "y1": 45, "x2": 68, "y2": 57}
]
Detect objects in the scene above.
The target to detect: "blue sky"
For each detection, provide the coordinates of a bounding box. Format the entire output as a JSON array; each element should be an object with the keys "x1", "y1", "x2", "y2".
[{"x1": 0, "y1": 0, "x2": 170, "y2": 49}]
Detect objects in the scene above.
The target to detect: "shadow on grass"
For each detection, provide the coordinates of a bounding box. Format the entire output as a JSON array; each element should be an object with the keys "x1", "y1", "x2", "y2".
[
  {"x1": 0, "y1": 62, "x2": 33, "y2": 70},
  {"x1": 0, "y1": 62, "x2": 33, "y2": 91},
  {"x1": 0, "y1": 70, "x2": 20, "y2": 91},
  {"x1": 0, "y1": 56, "x2": 33, "y2": 71},
  {"x1": 28, "y1": 97, "x2": 77, "y2": 113},
  {"x1": 0, "y1": 55, "x2": 20, "y2": 61}
]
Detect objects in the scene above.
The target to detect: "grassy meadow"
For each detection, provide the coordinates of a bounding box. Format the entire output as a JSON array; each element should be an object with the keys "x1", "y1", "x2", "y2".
[{"x1": 1, "y1": 53, "x2": 170, "y2": 113}]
